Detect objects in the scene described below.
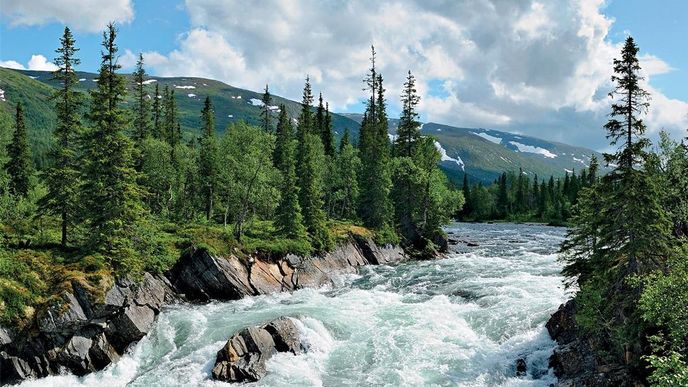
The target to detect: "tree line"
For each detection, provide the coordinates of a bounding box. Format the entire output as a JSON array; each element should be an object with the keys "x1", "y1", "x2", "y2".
[
  {"x1": 0, "y1": 24, "x2": 462, "y2": 273},
  {"x1": 459, "y1": 161, "x2": 598, "y2": 225},
  {"x1": 561, "y1": 36, "x2": 688, "y2": 384}
]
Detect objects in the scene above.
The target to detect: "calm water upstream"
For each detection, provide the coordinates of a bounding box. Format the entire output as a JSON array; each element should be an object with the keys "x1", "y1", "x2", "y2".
[{"x1": 22, "y1": 222, "x2": 571, "y2": 387}]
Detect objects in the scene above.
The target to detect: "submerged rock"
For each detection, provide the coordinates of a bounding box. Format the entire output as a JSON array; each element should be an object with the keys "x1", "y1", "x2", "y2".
[{"x1": 211, "y1": 317, "x2": 304, "y2": 383}]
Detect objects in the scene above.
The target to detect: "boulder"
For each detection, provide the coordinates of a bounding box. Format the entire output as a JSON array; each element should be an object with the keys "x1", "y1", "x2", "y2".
[
  {"x1": 546, "y1": 300, "x2": 578, "y2": 344},
  {"x1": 37, "y1": 292, "x2": 89, "y2": 333},
  {"x1": 515, "y1": 358, "x2": 527, "y2": 376},
  {"x1": 212, "y1": 317, "x2": 304, "y2": 383}
]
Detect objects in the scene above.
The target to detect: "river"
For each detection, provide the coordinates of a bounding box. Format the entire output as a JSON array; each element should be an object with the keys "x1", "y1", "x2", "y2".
[{"x1": 21, "y1": 222, "x2": 571, "y2": 387}]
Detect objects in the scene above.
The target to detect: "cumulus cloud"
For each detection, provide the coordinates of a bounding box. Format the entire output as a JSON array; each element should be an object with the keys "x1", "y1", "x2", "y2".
[
  {"x1": 137, "y1": 0, "x2": 686, "y2": 149},
  {"x1": 0, "y1": 55, "x2": 59, "y2": 71},
  {"x1": 0, "y1": 0, "x2": 133, "y2": 32}
]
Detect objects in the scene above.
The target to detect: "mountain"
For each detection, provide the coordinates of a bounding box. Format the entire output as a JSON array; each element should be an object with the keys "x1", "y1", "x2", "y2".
[
  {"x1": 342, "y1": 113, "x2": 606, "y2": 184},
  {"x1": 1, "y1": 67, "x2": 603, "y2": 183},
  {"x1": 0, "y1": 67, "x2": 361, "y2": 167}
]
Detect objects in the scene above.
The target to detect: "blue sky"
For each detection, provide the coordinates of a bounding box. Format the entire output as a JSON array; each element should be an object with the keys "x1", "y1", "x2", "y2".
[{"x1": 1, "y1": 0, "x2": 686, "y2": 149}]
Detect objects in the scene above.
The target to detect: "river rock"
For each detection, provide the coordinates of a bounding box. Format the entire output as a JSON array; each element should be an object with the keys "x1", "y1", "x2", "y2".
[
  {"x1": 212, "y1": 317, "x2": 304, "y2": 383},
  {"x1": 515, "y1": 358, "x2": 527, "y2": 376}
]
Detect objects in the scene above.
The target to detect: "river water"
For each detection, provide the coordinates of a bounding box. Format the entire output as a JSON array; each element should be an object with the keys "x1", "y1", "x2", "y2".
[{"x1": 22, "y1": 222, "x2": 571, "y2": 387}]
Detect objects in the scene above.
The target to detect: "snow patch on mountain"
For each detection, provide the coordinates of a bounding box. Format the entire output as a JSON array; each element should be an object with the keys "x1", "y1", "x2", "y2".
[
  {"x1": 0, "y1": 89, "x2": 5, "y2": 102},
  {"x1": 509, "y1": 141, "x2": 557, "y2": 158},
  {"x1": 472, "y1": 131, "x2": 502, "y2": 144},
  {"x1": 573, "y1": 157, "x2": 586, "y2": 164},
  {"x1": 142, "y1": 79, "x2": 157, "y2": 85},
  {"x1": 434, "y1": 141, "x2": 464, "y2": 170},
  {"x1": 175, "y1": 85, "x2": 195, "y2": 89},
  {"x1": 188, "y1": 93, "x2": 196, "y2": 98},
  {"x1": 249, "y1": 98, "x2": 280, "y2": 110}
]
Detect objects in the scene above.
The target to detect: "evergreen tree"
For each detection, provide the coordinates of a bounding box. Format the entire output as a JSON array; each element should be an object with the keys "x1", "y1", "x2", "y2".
[
  {"x1": 132, "y1": 52, "x2": 151, "y2": 142},
  {"x1": 163, "y1": 86, "x2": 179, "y2": 146},
  {"x1": 296, "y1": 77, "x2": 332, "y2": 250},
  {"x1": 5, "y1": 102, "x2": 32, "y2": 197},
  {"x1": 199, "y1": 96, "x2": 218, "y2": 221},
  {"x1": 394, "y1": 70, "x2": 421, "y2": 157},
  {"x1": 339, "y1": 127, "x2": 350, "y2": 151},
  {"x1": 40, "y1": 26, "x2": 83, "y2": 246},
  {"x1": 358, "y1": 46, "x2": 394, "y2": 236},
  {"x1": 152, "y1": 83, "x2": 162, "y2": 139},
  {"x1": 330, "y1": 135, "x2": 360, "y2": 219},
  {"x1": 260, "y1": 84, "x2": 272, "y2": 132},
  {"x1": 274, "y1": 107, "x2": 307, "y2": 239},
  {"x1": 461, "y1": 173, "x2": 472, "y2": 218},
  {"x1": 322, "y1": 102, "x2": 335, "y2": 156},
  {"x1": 82, "y1": 23, "x2": 143, "y2": 269}
]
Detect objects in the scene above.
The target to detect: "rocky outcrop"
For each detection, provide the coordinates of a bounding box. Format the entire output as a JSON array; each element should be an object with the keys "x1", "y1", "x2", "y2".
[
  {"x1": 1, "y1": 235, "x2": 407, "y2": 385},
  {"x1": 211, "y1": 317, "x2": 304, "y2": 383},
  {"x1": 0, "y1": 273, "x2": 177, "y2": 385},
  {"x1": 546, "y1": 300, "x2": 640, "y2": 386},
  {"x1": 166, "y1": 235, "x2": 407, "y2": 302}
]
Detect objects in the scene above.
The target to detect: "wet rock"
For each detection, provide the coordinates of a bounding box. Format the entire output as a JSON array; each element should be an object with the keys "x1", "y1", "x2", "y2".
[
  {"x1": 516, "y1": 358, "x2": 527, "y2": 376},
  {"x1": 166, "y1": 247, "x2": 254, "y2": 301},
  {"x1": 466, "y1": 242, "x2": 479, "y2": 247},
  {"x1": 0, "y1": 325, "x2": 14, "y2": 346},
  {"x1": 448, "y1": 238, "x2": 459, "y2": 245},
  {"x1": 1, "y1": 351, "x2": 37, "y2": 382},
  {"x1": 212, "y1": 317, "x2": 304, "y2": 383},
  {"x1": 546, "y1": 300, "x2": 578, "y2": 345}
]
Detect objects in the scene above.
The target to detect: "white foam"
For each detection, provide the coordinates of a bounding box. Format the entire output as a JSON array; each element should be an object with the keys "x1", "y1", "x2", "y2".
[{"x1": 509, "y1": 141, "x2": 557, "y2": 158}]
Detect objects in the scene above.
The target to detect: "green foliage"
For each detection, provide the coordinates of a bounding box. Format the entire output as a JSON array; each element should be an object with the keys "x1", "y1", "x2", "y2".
[
  {"x1": 199, "y1": 96, "x2": 219, "y2": 220},
  {"x1": 326, "y1": 136, "x2": 361, "y2": 220},
  {"x1": 39, "y1": 26, "x2": 83, "y2": 247},
  {"x1": 5, "y1": 102, "x2": 33, "y2": 196},
  {"x1": 296, "y1": 78, "x2": 333, "y2": 251},
  {"x1": 218, "y1": 122, "x2": 279, "y2": 240},
  {"x1": 132, "y1": 53, "x2": 151, "y2": 142},
  {"x1": 81, "y1": 23, "x2": 144, "y2": 270},
  {"x1": 274, "y1": 106, "x2": 308, "y2": 240}
]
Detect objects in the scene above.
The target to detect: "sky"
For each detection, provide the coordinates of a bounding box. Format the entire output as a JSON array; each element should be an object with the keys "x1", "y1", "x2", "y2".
[{"x1": 0, "y1": 0, "x2": 686, "y2": 151}]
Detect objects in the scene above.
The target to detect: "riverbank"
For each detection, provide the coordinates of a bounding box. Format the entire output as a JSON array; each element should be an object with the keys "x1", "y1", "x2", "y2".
[{"x1": 0, "y1": 233, "x2": 409, "y2": 385}]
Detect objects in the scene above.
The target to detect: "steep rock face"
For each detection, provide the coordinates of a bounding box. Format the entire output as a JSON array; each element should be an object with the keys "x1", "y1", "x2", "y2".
[
  {"x1": 211, "y1": 317, "x2": 304, "y2": 383},
  {"x1": 0, "y1": 273, "x2": 177, "y2": 385},
  {"x1": 166, "y1": 235, "x2": 407, "y2": 302},
  {"x1": 546, "y1": 300, "x2": 640, "y2": 387}
]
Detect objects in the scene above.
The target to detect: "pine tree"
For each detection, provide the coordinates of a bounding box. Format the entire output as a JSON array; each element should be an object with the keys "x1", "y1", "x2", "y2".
[
  {"x1": 40, "y1": 26, "x2": 83, "y2": 246},
  {"x1": 395, "y1": 70, "x2": 421, "y2": 157},
  {"x1": 132, "y1": 53, "x2": 151, "y2": 142},
  {"x1": 152, "y1": 83, "x2": 162, "y2": 139},
  {"x1": 199, "y1": 96, "x2": 218, "y2": 221},
  {"x1": 274, "y1": 106, "x2": 307, "y2": 239},
  {"x1": 260, "y1": 84, "x2": 272, "y2": 132},
  {"x1": 82, "y1": 23, "x2": 143, "y2": 269},
  {"x1": 296, "y1": 77, "x2": 332, "y2": 250},
  {"x1": 5, "y1": 102, "x2": 32, "y2": 197},
  {"x1": 461, "y1": 173, "x2": 472, "y2": 217}
]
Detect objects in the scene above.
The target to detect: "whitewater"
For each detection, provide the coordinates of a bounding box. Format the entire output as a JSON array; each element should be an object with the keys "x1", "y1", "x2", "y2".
[{"x1": 21, "y1": 222, "x2": 571, "y2": 387}]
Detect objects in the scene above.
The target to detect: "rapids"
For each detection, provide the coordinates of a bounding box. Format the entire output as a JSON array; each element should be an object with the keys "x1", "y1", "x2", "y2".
[{"x1": 21, "y1": 222, "x2": 571, "y2": 387}]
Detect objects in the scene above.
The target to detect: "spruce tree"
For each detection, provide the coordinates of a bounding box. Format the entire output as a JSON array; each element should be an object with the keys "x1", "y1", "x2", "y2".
[
  {"x1": 358, "y1": 47, "x2": 394, "y2": 236},
  {"x1": 82, "y1": 23, "x2": 143, "y2": 268},
  {"x1": 322, "y1": 102, "x2": 335, "y2": 156},
  {"x1": 152, "y1": 83, "x2": 162, "y2": 139},
  {"x1": 199, "y1": 96, "x2": 218, "y2": 221},
  {"x1": 163, "y1": 86, "x2": 179, "y2": 146},
  {"x1": 339, "y1": 127, "x2": 350, "y2": 151},
  {"x1": 5, "y1": 102, "x2": 32, "y2": 197},
  {"x1": 260, "y1": 84, "x2": 272, "y2": 132},
  {"x1": 132, "y1": 52, "x2": 151, "y2": 142},
  {"x1": 274, "y1": 106, "x2": 307, "y2": 239},
  {"x1": 395, "y1": 70, "x2": 421, "y2": 157},
  {"x1": 40, "y1": 26, "x2": 83, "y2": 246},
  {"x1": 296, "y1": 77, "x2": 332, "y2": 250}
]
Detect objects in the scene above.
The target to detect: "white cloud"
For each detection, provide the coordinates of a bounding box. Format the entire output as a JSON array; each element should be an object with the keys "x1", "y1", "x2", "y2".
[
  {"x1": 0, "y1": 0, "x2": 133, "y2": 32},
  {"x1": 0, "y1": 55, "x2": 58, "y2": 71},
  {"x1": 134, "y1": 0, "x2": 686, "y2": 150}
]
